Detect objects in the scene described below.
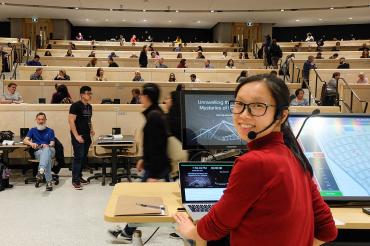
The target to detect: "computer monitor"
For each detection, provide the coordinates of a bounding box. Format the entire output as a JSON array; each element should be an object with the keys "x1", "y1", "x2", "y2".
[
  {"x1": 289, "y1": 113, "x2": 370, "y2": 202},
  {"x1": 180, "y1": 90, "x2": 246, "y2": 150}
]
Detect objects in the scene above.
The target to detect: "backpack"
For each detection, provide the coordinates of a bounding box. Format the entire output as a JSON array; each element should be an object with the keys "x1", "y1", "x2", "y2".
[
  {"x1": 0, "y1": 130, "x2": 14, "y2": 142},
  {"x1": 0, "y1": 162, "x2": 11, "y2": 192}
]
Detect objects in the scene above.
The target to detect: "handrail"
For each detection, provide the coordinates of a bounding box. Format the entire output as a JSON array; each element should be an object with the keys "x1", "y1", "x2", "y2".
[
  {"x1": 338, "y1": 78, "x2": 368, "y2": 113},
  {"x1": 10, "y1": 62, "x2": 19, "y2": 80}
]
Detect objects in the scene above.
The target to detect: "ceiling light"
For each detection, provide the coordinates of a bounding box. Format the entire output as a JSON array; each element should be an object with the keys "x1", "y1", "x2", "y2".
[
  {"x1": 85, "y1": 18, "x2": 89, "y2": 21},
  {"x1": 143, "y1": 9, "x2": 146, "y2": 12},
  {"x1": 168, "y1": 20, "x2": 172, "y2": 23},
  {"x1": 197, "y1": 20, "x2": 201, "y2": 23},
  {"x1": 143, "y1": 19, "x2": 147, "y2": 22},
  {"x1": 175, "y1": 10, "x2": 179, "y2": 13},
  {"x1": 280, "y1": 9, "x2": 285, "y2": 12},
  {"x1": 109, "y1": 8, "x2": 113, "y2": 11},
  {"x1": 295, "y1": 19, "x2": 300, "y2": 22},
  {"x1": 1, "y1": 2, "x2": 5, "y2": 5},
  {"x1": 105, "y1": 19, "x2": 109, "y2": 21},
  {"x1": 210, "y1": 10, "x2": 214, "y2": 13},
  {"x1": 122, "y1": 19, "x2": 126, "y2": 22},
  {"x1": 75, "y1": 7, "x2": 79, "y2": 10},
  {"x1": 348, "y1": 17, "x2": 353, "y2": 20},
  {"x1": 330, "y1": 7, "x2": 334, "y2": 10},
  {"x1": 318, "y1": 18, "x2": 323, "y2": 21}
]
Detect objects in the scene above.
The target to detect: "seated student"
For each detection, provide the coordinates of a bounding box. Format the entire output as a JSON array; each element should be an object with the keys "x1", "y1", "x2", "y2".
[
  {"x1": 108, "y1": 52, "x2": 118, "y2": 59},
  {"x1": 23, "y1": 112, "x2": 56, "y2": 191},
  {"x1": 30, "y1": 67, "x2": 43, "y2": 80},
  {"x1": 324, "y1": 72, "x2": 340, "y2": 106},
  {"x1": 95, "y1": 68, "x2": 107, "y2": 81},
  {"x1": 130, "y1": 35, "x2": 137, "y2": 45},
  {"x1": 357, "y1": 72, "x2": 369, "y2": 84},
  {"x1": 54, "y1": 69, "x2": 71, "y2": 80},
  {"x1": 155, "y1": 58, "x2": 168, "y2": 68},
  {"x1": 331, "y1": 41, "x2": 341, "y2": 51},
  {"x1": 150, "y1": 51, "x2": 156, "y2": 59},
  {"x1": 204, "y1": 59, "x2": 214, "y2": 69},
  {"x1": 315, "y1": 52, "x2": 324, "y2": 59},
  {"x1": 88, "y1": 51, "x2": 95, "y2": 57},
  {"x1": 86, "y1": 58, "x2": 98, "y2": 67},
  {"x1": 130, "y1": 88, "x2": 141, "y2": 104},
  {"x1": 190, "y1": 74, "x2": 200, "y2": 82},
  {"x1": 222, "y1": 51, "x2": 228, "y2": 59},
  {"x1": 225, "y1": 59, "x2": 236, "y2": 69},
  {"x1": 358, "y1": 43, "x2": 369, "y2": 51},
  {"x1": 175, "y1": 43, "x2": 182, "y2": 52},
  {"x1": 174, "y1": 74, "x2": 337, "y2": 245},
  {"x1": 132, "y1": 71, "x2": 144, "y2": 82},
  {"x1": 65, "y1": 49, "x2": 74, "y2": 57},
  {"x1": 360, "y1": 49, "x2": 369, "y2": 58},
  {"x1": 26, "y1": 55, "x2": 42, "y2": 66},
  {"x1": 270, "y1": 70, "x2": 278, "y2": 77},
  {"x1": 129, "y1": 53, "x2": 138, "y2": 58},
  {"x1": 244, "y1": 52, "x2": 249, "y2": 59},
  {"x1": 337, "y1": 57, "x2": 350, "y2": 69},
  {"x1": 290, "y1": 88, "x2": 309, "y2": 106},
  {"x1": 196, "y1": 51, "x2": 205, "y2": 59},
  {"x1": 329, "y1": 53, "x2": 339, "y2": 59},
  {"x1": 51, "y1": 84, "x2": 73, "y2": 104},
  {"x1": 177, "y1": 59, "x2": 187, "y2": 68},
  {"x1": 236, "y1": 70, "x2": 248, "y2": 83},
  {"x1": 44, "y1": 51, "x2": 52, "y2": 56},
  {"x1": 195, "y1": 46, "x2": 203, "y2": 52},
  {"x1": 168, "y1": 73, "x2": 176, "y2": 82},
  {"x1": 176, "y1": 53, "x2": 183, "y2": 59},
  {"x1": 238, "y1": 53, "x2": 243, "y2": 59},
  {"x1": 0, "y1": 82, "x2": 23, "y2": 104},
  {"x1": 108, "y1": 57, "x2": 119, "y2": 67}
]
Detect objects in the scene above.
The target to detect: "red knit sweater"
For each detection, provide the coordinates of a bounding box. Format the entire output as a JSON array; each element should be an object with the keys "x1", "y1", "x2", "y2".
[{"x1": 197, "y1": 132, "x2": 337, "y2": 245}]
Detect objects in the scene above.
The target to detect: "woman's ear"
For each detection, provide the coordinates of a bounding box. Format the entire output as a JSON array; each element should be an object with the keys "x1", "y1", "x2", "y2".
[{"x1": 279, "y1": 109, "x2": 289, "y2": 124}]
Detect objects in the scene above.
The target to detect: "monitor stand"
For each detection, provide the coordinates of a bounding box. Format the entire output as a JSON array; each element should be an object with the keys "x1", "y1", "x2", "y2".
[{"x1": 202, "y1": 149, "x2": 242, "y2": 162}]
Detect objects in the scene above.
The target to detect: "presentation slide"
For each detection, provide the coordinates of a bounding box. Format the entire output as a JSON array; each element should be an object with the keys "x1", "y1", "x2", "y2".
[
  {"x1": 289, "y1": 116, "x2": 370, "y2": 198},
  {"x1": 183, "y1": 93, "x2": 245, "y2": 148},
  {"x1": 181, "y1": 163, "x2": 233, "y2": 202}
]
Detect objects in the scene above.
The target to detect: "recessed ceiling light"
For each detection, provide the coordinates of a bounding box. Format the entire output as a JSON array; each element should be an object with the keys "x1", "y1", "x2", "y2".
[
  {"x1": 348, "y1": 17, "x2": 353, "y2": 20},
  {"x1": 1, "y1": 2, "x2": 5, "y2": 5},
  {"x1": 122, "y1": 19, "x2": 126, "y2": 22},
  {"x1": 197, "y1": 20, "x2": 201, "y2": 23},
  {"x1": 280, "y1": 9, "x2": 285, "y2": 12},
  {"x1": 168, "y1": 20, "x2": 172, "y2": 23},
  {"x1": 175, "y1": 10, "x2": 179, "y2": 13},
  {"x1": 85, "y1": 18, "x2": 89, "y2": 21},
  {"x1": 143, "y1": 9, "x2": 146, "y2": 12},
  {"x1": 143, "y1": 19, "x2": 147, "y2": 22},
  {"x1": 210, "y1": 10, "x2": 214, "y2": 13},
  {"x1": 295, "y1": 19, "x2": 300, "y2": 22},
  {"x1": 75, "y1": 7, "x2": 79, "y2": 10},
  {"x1": 330, "y1": 7, "x2": 334, "y2": 10},
  {"x1": 105, "y1": 19, "x2": 109, "y2": 21},
  {"x1": 109, "y1": 8, "x2": 113, "y2": 11},
  {"x1": 318, "y1": 18, "x2": 323, "y2": 21}
]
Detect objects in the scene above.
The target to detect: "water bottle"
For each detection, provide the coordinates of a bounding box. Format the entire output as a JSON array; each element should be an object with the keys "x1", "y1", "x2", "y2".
[{"x1": 132, "y1": 230, "x2": 143, "y2": 246}]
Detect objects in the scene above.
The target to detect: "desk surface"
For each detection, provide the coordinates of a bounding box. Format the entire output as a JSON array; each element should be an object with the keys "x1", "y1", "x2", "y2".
[{"x1": 104, "y1": 182, "x2": 370, "y2": 229}]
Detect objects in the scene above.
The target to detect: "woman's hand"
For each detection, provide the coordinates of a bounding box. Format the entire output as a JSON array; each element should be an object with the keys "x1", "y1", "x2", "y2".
[{"x1": 173, "y1": 212, "x2": 197, "y2": 240}]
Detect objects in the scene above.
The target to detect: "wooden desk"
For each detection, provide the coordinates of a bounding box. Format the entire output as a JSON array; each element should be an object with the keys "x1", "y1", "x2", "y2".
[
  {"x1": 0, "y1": 138, "x2": 28, "y2": 165},
  {"x1": 105, "y1": 183, "x2": 370, "y2": 245}
]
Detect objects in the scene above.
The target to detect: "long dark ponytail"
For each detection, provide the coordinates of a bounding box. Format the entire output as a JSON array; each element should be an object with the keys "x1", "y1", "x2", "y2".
[{"x1": 235, "y1": 74, "x2": 313, "y2": 176}]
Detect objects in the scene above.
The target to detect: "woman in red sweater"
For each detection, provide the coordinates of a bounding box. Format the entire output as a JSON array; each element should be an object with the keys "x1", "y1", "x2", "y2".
[{"x1": 174, "y1": 74, "x2": 337, "y2": 245}]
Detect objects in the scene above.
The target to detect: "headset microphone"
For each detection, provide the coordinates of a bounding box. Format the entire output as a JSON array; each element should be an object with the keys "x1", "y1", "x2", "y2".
[{"x1": 247, "y1": 119, "x2": 277, "y2": 140}]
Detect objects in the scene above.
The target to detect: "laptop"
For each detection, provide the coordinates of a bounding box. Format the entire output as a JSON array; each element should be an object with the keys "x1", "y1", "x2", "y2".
[
  {"x1": 96, "y1": 134, "x2": 135, "y2": 145},
  {"x1": 179, "y1": 161, "x2": 234, "y2": 221}
]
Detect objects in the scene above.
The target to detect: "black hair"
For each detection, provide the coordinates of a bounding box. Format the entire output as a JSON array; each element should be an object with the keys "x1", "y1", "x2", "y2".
[
  {"x1": 142, "y1": 83, "x2": 160, "y2": 105},
  {"x1": 176, "y1": 83, "x2": 184, "y2": 91},
  {"x1": 235, "y1": 74, "x2": 313, "y2": 176},
  {"x1": 34, "y1": 55, "x2": 40, "y2": 59},
  {"x1": 80, "y1": 86, "x2": 91, "y2": 94},
  {"x1": 57, "y1": 84, "x2": 69, "y2": 98},
  {"x1": 295, "y1": 88, "x2": 304, "y2": 96}
]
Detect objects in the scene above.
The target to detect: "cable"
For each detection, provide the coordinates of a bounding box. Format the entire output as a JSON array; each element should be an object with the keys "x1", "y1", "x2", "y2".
[
  {"x1": 189, "y1": 150, "x2": 215, "y2": 161},
  {"x1": 143, "y1": 227, "x2": 160, "y2": 245}
]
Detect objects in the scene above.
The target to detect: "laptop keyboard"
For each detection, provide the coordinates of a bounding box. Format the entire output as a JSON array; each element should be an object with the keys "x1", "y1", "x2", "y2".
[{"x1": 188, "y1": 204, "x2": 213, "y2": 212}]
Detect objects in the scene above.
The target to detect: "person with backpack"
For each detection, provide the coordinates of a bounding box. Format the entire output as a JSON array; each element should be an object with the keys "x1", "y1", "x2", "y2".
[{"x1": 268, "y1": 39, "x2": 283, "y2": 69}]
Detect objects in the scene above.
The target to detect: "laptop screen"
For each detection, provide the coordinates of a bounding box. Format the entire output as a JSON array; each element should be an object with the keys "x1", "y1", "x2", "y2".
[{"x1": 179, "y1": 162, "x2": 234, "y2": 203}]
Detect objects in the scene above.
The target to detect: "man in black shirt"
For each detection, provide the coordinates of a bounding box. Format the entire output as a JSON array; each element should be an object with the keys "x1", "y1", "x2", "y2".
[
  {"x1": 68, "y1": 86, "x2": 94, "y2": 190},
  {"x1": 108, "y1": 57, "x2": 119, "y2": 67}
]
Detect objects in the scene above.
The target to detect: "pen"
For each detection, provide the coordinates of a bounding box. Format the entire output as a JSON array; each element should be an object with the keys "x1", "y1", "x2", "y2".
[{"x1": 136, "y1": 203, "x2": 165, "y2": 210}]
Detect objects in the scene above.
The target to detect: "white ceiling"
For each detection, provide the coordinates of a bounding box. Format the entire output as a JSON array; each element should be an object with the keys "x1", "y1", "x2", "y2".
[{"x1": 0, "y1": 0, "x2": 369, "y2": 28}]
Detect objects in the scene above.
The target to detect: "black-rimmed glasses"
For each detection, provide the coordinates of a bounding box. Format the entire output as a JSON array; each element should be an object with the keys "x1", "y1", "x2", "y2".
[{"x1": 229, "y1": 100, "x2": 275, "y2": 116}]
